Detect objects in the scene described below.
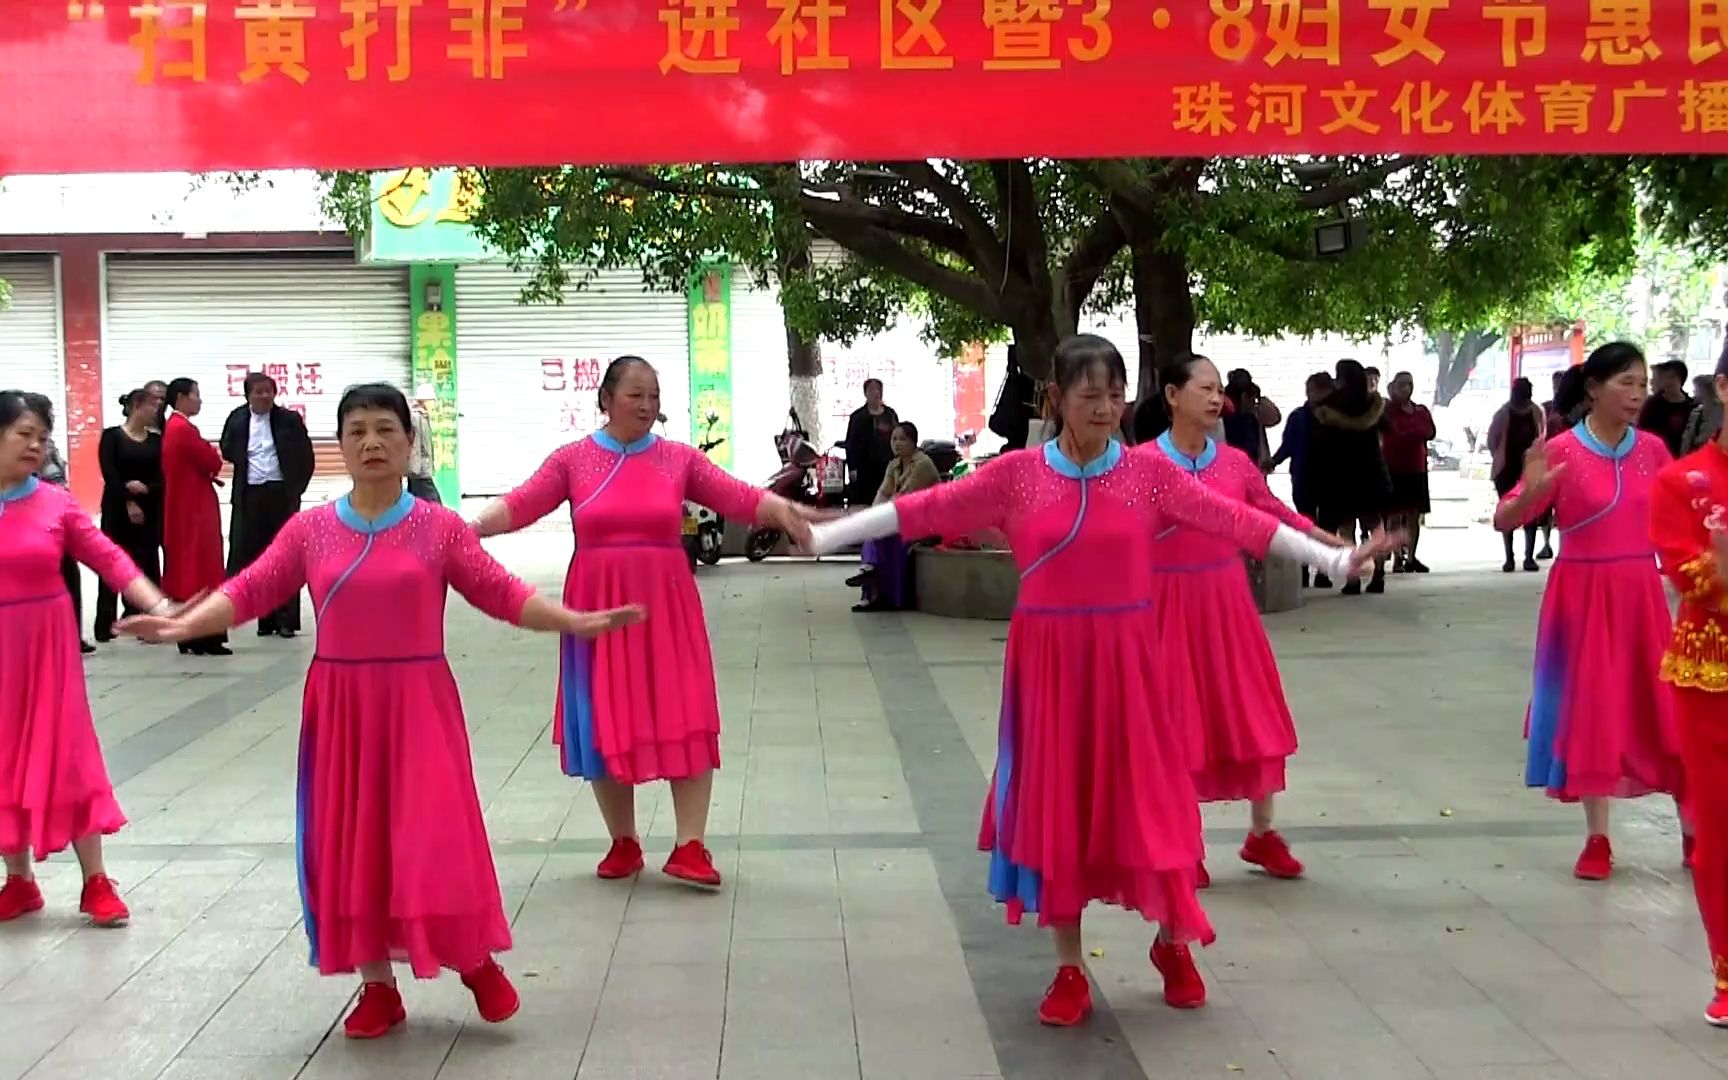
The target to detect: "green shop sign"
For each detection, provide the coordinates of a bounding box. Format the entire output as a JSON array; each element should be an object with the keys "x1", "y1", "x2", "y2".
[
  {"x1": 363, "y1": 169, "x2": 497, "y2": 264},
  {"x1": 688, "y1": 264, "x2": 733, "y2": 471},
  {"x1": 410, "y1": 264, "x2": 460, "y2": 504}
]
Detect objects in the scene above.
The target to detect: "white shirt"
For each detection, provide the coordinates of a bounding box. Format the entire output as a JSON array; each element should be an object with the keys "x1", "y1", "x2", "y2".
[
  {"x1": 408, "y1": 406, "x2": 434, "y2": 479},
  {"x1": 247, "y1": 409, "x2": 283, "y2": 485}
]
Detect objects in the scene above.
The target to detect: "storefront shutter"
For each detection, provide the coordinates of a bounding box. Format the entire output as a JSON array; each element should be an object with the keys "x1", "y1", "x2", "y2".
[{"x1": 0, "y1": 256, "x2": 66, "y2": 442}]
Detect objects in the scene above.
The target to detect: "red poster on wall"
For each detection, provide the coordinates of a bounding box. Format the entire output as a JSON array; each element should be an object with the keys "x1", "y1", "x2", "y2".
[{"x1": 4, "y1": 2, "x2": 1728, "y2": 175}]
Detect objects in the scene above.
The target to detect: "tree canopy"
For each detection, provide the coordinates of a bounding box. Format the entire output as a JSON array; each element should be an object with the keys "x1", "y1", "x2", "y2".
[{"x1": 325, "y1": 153, "x2": 1714, "y2": 383}]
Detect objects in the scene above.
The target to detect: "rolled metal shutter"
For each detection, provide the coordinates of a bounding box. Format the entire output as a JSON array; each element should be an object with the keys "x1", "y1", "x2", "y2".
[
  {"x1": 0, "y1": 256, "x2": 66, "y2": 440},
  {"x1": 455, "y1": 265, "x2": 690, "y2": 497},
  {"x1": 103, "y1": 253, "x2": 411, "y2": 440}
]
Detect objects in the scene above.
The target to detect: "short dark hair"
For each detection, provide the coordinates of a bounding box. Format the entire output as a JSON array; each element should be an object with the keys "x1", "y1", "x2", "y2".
[
  {"x1": 0, "y1": 390, "x2": 53, "y2": 435},
  {"x1": 335, "y1": 382, "x2": 412, "y2": 438},
  {"x1": 1657, "y1": 359, "x2": 1689, "y2": 383},
  {"x1": 894, "y1": 420, "x2": 919, "y2": 444},
  {"x1": 243, "y1": 372, "x2": 277, "y2": 395},
  {"x1": 165, "y1": 378, "x2": 199, "y2": 409},
  {"x1": 1364, "y1": 366, "x2": 1382, "y2": 378},
  {"x1": 862, "y1": 378, "x2": 884, "y2": 393}
]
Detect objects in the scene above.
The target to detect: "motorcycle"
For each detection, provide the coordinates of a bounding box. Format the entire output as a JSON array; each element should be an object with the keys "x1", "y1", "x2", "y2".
[
  {"x1": 683, "y1": 412, "x2": 727, "y2": 568},
  {"x1": 745, "y1": 408, "x2": 846, "y2": 562}
]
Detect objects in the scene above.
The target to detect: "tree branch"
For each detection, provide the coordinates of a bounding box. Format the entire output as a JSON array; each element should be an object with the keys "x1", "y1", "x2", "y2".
[
  {"x1": 887, "y1": 161, "x2": 1006, "y2": 289},
  {"x1": 812, "y1": 216, "x2": 1005, "y2": 322},
  {"x1": 1056, "y1": 213, "x2": 1127, "y2": 327}
]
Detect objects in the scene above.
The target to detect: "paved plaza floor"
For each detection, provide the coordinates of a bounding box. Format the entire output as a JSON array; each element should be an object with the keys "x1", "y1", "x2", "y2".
[{"x1": 1, "y1": 529, "x2": 1722, "y2": 1080}]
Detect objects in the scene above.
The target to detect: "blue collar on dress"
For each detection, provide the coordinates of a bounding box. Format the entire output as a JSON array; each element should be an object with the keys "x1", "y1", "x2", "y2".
[
  {"x1": 1575, "y1": 420, "x2": 1636, "y2": 461},
  {"x1": 334, "y1": 490, "x2": 415, "y2": 534},
  {"x1": 1042, "y1": 438, "x2": 1122, "y2": 479},
  {"x1": 1155, "y1": 431, "x2": 1217, "y2": 474},
  {"x1": 592, "y1": 430, "x2": 658, "y2": 456},
  {"x1": 0, "y1": 475, "x2": 39, "y2": 503}
]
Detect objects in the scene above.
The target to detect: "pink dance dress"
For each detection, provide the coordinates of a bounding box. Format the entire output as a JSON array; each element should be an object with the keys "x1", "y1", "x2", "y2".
[
  {"x1": 893, "y1": 441, "x2": 1285, "y2": 941},
  {"x1": 0, "y1": 478, "x2": 141, "y2": 858},
  {"x1": 222, "y1": 493, "x2": 533, "y2": 978},
  {"x1": 1499, "y1": 426, "x2": 1684, "y2": 801},
  {"x1": 502, "y1": 432, "x2": 763, "y2": 784},
  {"x1": 1146, "y1": 434, "x2": 1310, "y2": 802}
]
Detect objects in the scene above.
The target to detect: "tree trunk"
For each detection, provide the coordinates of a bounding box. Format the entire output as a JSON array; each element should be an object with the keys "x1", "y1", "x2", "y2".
[
  {"x1": 1131, "y1": 242, "x2": 1197, "y2": 400},
  {"x1": 1432, "y1": 328, "x2": 1500, "y2": 406},
  {"x1": 785, "y1": 317, "x2": 824, "y2": 445}
]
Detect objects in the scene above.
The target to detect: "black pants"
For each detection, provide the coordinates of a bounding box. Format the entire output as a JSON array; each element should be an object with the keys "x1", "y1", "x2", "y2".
[
  {"x1": 228, "y1": 481, "x2": 301, "y2": 633},
  {"x1": 60, "y1": 555, "x2": 84, "y2": 641},
  {"x1": 1318, "y1": 508, "x2": 1386, "y2": 572},
  {"x1": 94, "y1": 516, "x2": 161, "y2": 640}
]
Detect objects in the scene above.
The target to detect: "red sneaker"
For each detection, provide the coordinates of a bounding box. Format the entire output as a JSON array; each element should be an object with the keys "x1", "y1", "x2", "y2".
[
  {"x1": 1151, "y1": 938, "x2": 1207, "y2": 1009},
  {"x1": 0, "y1": 876, "x2": 44, "y2": 922},
  {"x1": 663, "y1": 841, "x2": 722, "y2": 888},
  {"x1": 78, "y1": 874, "x2": 129, "y2": 927},
  {"x1": 1709, "y1": 987, "x2": 1728, "y2": 1028},
  {"x1": 1037, "y1": 965, "x2": 1093, "y2": 1027},
  {"x1": 1685, "y1": 833, "x2": 1697, "y2": 873},
  {"x1": 596, "y1": 836, "x2": 644, "y2": 880},
  {"x1": 461, "y1": 959, "x2": 521, "y2": 1024},
  {"x1": 344, "y1": 982, "x2": 406, "y2": 1039},
  {"x1": 1196, "y1": 861, "x2": 1211, "y2": 890},
  {"x1": 1240, "y1": 830, "x2": 1304, "y2": 879},
  {"x1": 1574, "y1": 834, "x2": 1613, "y2": 881}
]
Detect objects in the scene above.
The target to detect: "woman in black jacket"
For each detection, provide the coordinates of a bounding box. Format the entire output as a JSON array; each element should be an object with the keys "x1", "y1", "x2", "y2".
[
  {"x1": 93, "y1": 388, "x2": 164, "y2": 642},
  {"x1": 1306, "y1": 360, "x2": 1393, "y2": 595}
]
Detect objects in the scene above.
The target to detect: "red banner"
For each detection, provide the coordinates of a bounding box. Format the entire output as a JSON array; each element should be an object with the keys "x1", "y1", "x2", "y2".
[{"x1": 5, "y1": 1, "x2": 1728, "y2": 174}]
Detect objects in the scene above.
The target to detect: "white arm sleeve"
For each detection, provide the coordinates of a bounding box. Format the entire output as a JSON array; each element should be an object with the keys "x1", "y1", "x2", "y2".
[
  {"x1": 809, "y1": 503, "x2": 901, "y2": 556},
  {"x1": 1268, "y1": 524, "x2": 1355, "y2": 579}
]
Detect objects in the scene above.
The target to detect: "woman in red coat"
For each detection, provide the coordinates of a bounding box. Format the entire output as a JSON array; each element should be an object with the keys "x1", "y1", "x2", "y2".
[{"x1": 161, "y1": 378, "x2": 229, "y2": 656}]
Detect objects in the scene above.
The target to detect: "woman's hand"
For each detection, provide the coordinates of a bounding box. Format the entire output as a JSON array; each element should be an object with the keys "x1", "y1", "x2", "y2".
[
  {"x1": 1344, "y1": 528, "x2": 1405, "y2": 579},
  {"x1": 1520, "y1": 441, "x2": 1567, "y2": 502},
  {"x1": 126, "y1": 501, "x2": 145, "y2": 525},
  {"x1": 561, "y1": 604, "x2": 646, "y2": 639},
  {"x1": 115, "y1": 613, "x2": 193, "y2": 643},
  {"x1": 125, "y1": 480, "x2": 149, "y2": 496},
  {"x1": 762, "y1": 495, "x2": 814, "y2": 548}
]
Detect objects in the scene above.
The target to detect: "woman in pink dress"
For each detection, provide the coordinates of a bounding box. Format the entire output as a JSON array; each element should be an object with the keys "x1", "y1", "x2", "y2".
[
  {"x1": 1148, "y1": 354, "x2": 1335, "y2": 884},
  {"x1": 1495, "y1": 342, "x2": 1687, "y2": 881},
  {"x1": 808, "y1": 336, "x2": 1381, "y2": 1027},
  {"x1": 0, "y1": 390, "x2": 177, "y2": 928},
  {"x1": 120, "y1": 384, "x2": 642, "y2": 1040},
  {"x1": 472, "y1": 356, "x2": 810, "y2": 889}
]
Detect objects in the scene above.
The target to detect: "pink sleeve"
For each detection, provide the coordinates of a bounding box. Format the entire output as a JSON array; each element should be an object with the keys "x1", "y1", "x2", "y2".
[
  {"x1": 681, "y1": 444, "x2": 765, "y2": 521},
  {"x1": 1144, "y1": 453, "x2": 1280, "y2": 558},
  {"x1": 1240, "y1": 460, "x2": 1313, "y2": 532},
  {"x1": 59, "y1": 494, "x2": 144, "y2": 593},
  {"x1": 895, "y1": 453, "x2": 1017, "y2": 539},
  {"x1": 443, "y1": 515, "x2": 535, "y2": 625},
  {"x1": 221, "y1": 512, "x2": 310, "y2": 625},
  {"x1": 501, "y1": 447, "x2": 574, "y2": 531}
]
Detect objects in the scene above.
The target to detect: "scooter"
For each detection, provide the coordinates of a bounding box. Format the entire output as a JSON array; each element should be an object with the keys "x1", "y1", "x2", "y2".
[
  {"x1": 683, "y1": 412, "x2": 727, "y2": 567},
  {"x1": 745, "y1": 408, "x2": 845, "y2": 561}
]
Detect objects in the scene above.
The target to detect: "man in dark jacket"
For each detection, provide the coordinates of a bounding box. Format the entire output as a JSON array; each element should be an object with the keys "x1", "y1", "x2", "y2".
[{"x1": 220, "y1": 372, "x2": 314, "y2": 638}]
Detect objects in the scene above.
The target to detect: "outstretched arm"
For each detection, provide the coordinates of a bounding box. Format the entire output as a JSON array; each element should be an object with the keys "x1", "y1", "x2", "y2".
[
  {"x1": 1240, "y1": 461, "x2": 1315, "y2": 532},
  {"x1": 475, "y1": 449, "x2": 572, "y2": 538},
  {"x1": 445, "y1": 518, "x2": 642, "y2": 637},
  {"x1": 61, "y1": 497, "x2": 166, "y2": 611}
]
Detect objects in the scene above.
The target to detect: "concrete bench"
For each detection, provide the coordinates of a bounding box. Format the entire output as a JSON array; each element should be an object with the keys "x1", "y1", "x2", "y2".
[
  {"x1": 911, "y1": 547, "x2": 1302, "y2": 620},
  {"x1": 912, "y1": 547, "x2": 1019, "y2": 621}
]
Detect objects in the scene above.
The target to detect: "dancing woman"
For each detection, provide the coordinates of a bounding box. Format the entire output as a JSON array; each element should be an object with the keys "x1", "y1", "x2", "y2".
[
  {"x1": 1495, "y1": 343, "x2": 1686, "y2": 881},
  {"x1": 1650, "y1": 352, "x2": 1728, "y2": 1025},
  {"x1": 807, "y1": 335, "x2": 1384, "y2": 1026},
  {"x1": 472, "y1": 356, "x2": 811, "y2": 888},
  {"x1": 120, "y1": 385, "x2": 643, "y2": 1039},
  {"x1": 1147, "y1": 354, "x2": 1335, "y2": 885},
  {"x1": 0, "y1": 390, "x2": 177, "y2": 927}
]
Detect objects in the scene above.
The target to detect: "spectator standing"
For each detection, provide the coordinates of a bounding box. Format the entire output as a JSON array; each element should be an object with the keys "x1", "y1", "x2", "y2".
[
  {"x1": 1683, "y1": 371, "x2": 1724, "y2": 455},
  {"x1": 94, "y1": 389, "x2": 164, "y2": 643},
  {"x1": 1639, "y1": 360, "x2": 1694, "y2": 458},
  {"x1": 1381, "y1": 371, "x2": 1437, "y2": 574},
  {"x1": 1308, "y1": 360, "x2": 1393, "y2": 594},
  {"x1": 161, "y1": 378, "x2": 229, "y2": 656},
  {"x1": 220, "y1": 373, "x2": 314, "y2": 640},
  {"x1": 1488, "y1": 377, "x2": 1548, "y2": 573},
  {"x1": 1221, "y1": 369, "x2": 1281, "y2": 466},
  {"x1": 843, "y1": 378, "x2": 899, "y2": 508},
  {"x1": 407, "y1": 385, "x2": 441, "y2": 503},
  {"x1": 1270, "y1": 372, "x2": 1333, "y2": 586}
]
